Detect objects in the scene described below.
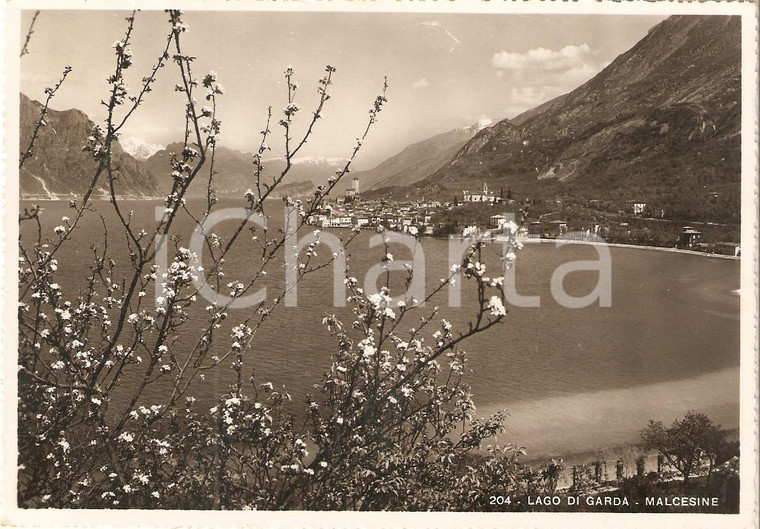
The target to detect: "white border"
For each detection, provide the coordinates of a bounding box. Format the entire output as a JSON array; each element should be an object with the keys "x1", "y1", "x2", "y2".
[{"x1": 1, "y1": 1, "x2": 757, "y2": 528}]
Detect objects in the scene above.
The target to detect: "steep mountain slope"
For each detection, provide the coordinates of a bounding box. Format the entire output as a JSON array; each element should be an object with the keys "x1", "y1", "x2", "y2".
[
  {"x1": 414, "y1": 15, "x2": 741, "y2": 221},
  {"x1": 509, "y1": 93, "x2": 569, "y2": 127},
  {"x1": 20, "y1": 94, "x2": 159, "y2": 199},
  {"x1": 350, "y1": 122, "x2": 487, "y2": 194},
  {"x1": 269, "y1": 180, "x2": 316, "y2": 199},
  {"x1": 144, "y1": 144, "x2": 343, "y2": 197}
]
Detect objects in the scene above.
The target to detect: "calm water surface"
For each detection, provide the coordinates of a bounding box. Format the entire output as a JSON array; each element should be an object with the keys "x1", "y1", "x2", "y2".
[{"x1": 20, "y1": 199, "x2": 740, "y2": 455}]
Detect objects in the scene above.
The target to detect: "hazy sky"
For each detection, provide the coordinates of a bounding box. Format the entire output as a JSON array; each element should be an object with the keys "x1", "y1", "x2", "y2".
[{"x1": 20, "y1": 10, "x2": 666, "y2": 168}]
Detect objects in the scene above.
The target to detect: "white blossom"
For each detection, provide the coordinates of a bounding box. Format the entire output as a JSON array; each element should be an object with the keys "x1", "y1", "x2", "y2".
[{"x1": 488, "y1": 296, "x2": 506, "y2": 317}]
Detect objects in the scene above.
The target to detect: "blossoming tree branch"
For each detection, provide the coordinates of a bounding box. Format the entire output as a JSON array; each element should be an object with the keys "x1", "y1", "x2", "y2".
[{"x1": 17, "y1": 10, "x2": 531, "y2": 510}]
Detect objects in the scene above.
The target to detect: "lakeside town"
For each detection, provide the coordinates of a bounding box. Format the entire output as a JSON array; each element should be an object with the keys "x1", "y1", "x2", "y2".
[{"x1": 305, "y1": 176, "x2": 741, "y2": 257}]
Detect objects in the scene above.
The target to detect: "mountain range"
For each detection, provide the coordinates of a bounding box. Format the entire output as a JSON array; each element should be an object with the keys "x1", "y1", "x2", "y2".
[
  {"x1": 19, "y1": 94, "x2": 158, "y2": 199},
  {"x1": 142, "y1": 144, "x2": 345, "y2": 197},
  {"x1": 402, "y1": 15, "x2": 741, "y2": 222},
  {"x1": 18, "y1": 15, "x2": 741, "y2": 224},
  {"x1": 344, "y1": 120, "x2": 490, "y2": 194}
]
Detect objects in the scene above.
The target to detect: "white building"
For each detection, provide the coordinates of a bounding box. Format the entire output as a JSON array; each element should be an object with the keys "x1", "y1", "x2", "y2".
[
  {"x1": 490, "y1": 214, "x2": 509, "y2": 229},
  {"x1": 323, "y1": 216, "x2": 352, "y2": 228},
  {"x1": 625, "y1": 200, "x2": 647, "y2": 216},
  {"x1": 462, "y1": 225, "x2": 479, "y2": 238},
  {"x1": 463, "y1": 183, "x2": 501, "y2": 204},
  {"x1": 308, "y1": 214, "x2": 329, "y2": 226}
]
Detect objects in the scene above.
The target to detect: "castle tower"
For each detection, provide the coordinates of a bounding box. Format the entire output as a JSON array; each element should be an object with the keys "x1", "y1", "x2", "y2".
[{"x1": 352, "y1": 176, "x2": 360, "y2": 195}]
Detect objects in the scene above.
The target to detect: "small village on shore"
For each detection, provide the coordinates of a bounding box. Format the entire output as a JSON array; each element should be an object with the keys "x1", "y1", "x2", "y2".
[{"x1": 305, "y1": 176, "x2": 741, "y2": 258}]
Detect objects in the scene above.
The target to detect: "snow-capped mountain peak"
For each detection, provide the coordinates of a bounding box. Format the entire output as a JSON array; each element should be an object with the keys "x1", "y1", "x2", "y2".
[{"x1": 119, "y1": 137, "x2": 164, "y2": 161}]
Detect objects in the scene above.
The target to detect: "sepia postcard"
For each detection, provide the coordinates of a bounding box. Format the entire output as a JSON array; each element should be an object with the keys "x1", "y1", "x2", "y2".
[{"x1": 1, "y1": 0, "x2": 758, "y2": 527}]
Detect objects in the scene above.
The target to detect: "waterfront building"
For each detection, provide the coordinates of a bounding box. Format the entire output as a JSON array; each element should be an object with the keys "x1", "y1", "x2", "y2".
[
  {"x1": 715, "y1": 241, "x2": 741, "y2": 256},
  {"x1": 462, "y1": 225, "x2": 479, "y2": 238},
  {"x1": 547, "y1": 220, "x2": 568, "y2": 237},
  {"x1": 609, "y1": 222, "x2": 631, "y2": 241},
  {"x1": 325, "y1": 216, "x2": 352, "y2": 228},
  {"x1": 307, "y1": 214, "x2": 329, "y2": 227},
  {"x1": 490, "y1": 214, "x2": 509, "y2": 229},
  {"x1": 677, "y1": 226, "x2": 702, "y2": 249}
]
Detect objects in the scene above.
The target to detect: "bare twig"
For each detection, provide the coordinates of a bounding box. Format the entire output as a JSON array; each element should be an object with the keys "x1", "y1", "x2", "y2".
[
  {"x1": 19, "y1": 65, "x2": 72, "y2": 169},
  {"x1": 20, "y1": 11, "x2": 40, "y2": 58}
]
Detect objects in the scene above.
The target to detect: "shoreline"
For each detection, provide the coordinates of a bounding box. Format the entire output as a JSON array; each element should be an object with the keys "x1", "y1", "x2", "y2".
[
  {"x1": 475, "y1": 366, "x2": 740, "y2": 463},
  {"x1": 524, "y1": 427, "x2": 740, "y2": 468},
  {"x1": 525, "y1": 237, "x2": 741, "y2": 260},
  {"x1": 449, "y1": 234, "x2": 741, "y2": 260}
]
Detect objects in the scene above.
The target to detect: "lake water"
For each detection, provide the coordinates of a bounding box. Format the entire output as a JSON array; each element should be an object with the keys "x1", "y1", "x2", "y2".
[{"x1": 20, "y1": 199, "x2": 741, "y2": 458}]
